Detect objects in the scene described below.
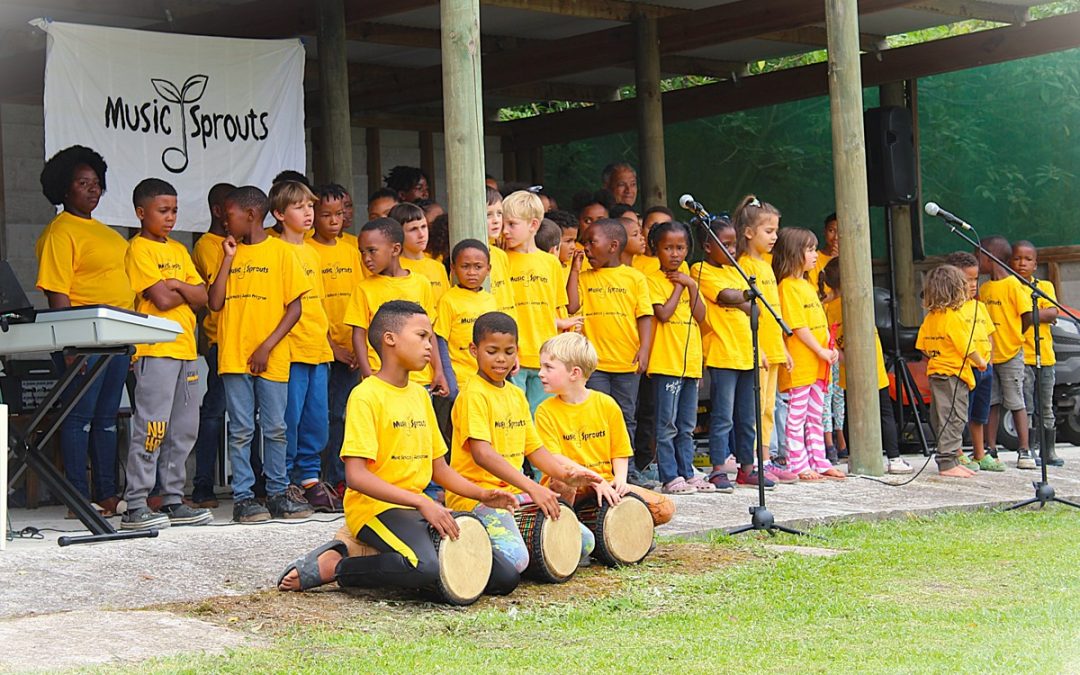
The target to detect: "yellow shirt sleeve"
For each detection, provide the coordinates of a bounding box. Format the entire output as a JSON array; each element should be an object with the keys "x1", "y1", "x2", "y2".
[{"x1": 36, "y1": 223, "x2": 76, "y2": 296}]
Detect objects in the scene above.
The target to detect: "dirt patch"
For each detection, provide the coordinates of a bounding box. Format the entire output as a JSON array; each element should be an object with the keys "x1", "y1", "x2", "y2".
[{"x1": 159, "y1": 541, "x2": 755, "y2": 636}]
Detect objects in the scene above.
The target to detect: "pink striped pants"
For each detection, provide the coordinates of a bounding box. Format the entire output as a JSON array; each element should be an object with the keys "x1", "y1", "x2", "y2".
[{"x1": 784, "y1": 380, "x2": 832, "y2": 474}]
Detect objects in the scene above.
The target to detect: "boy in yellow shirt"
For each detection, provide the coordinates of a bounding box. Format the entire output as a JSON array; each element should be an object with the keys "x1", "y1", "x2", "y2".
[
  {"x1": 121, "y1": 178, "x2": 212, "y2": 531},
  {"x1": 1011, "y1": 240, "x2": 1063, "y2": 467},
  {"x1": 535, "y1": 333, "x2": 674, "y2": 527},
  {"x1": 978, "y1": 236, "x2": 1035, "y2": 469},
  {"x1": 434, "y1": 239, "x2": 497, "y2": 394},
  {"x1": 503, "y1": 190, "x2": 570, "y2": 414},
  {"x1": 270, "y1": 180, "x2": 339, "y2": 511},
  {"x1": 209, "y1": 185, "x2": 313, "y2": 523},
  {"x1": 190, "y1": 182, "x2": 236, "y2": 508},
  {"x1": 566, "y1": 218, "x2": 653, "y2": 452},
  {"x1": 392, "y1": 202, "x2": 450, "y2": 304},
  {"x1": 449, "y1": 312, "x2": 602, "y2": 572},
  {"x1": 485, "y1": 186, "x2": 517, "y2": 319},
  {"x1": 343, "y1": 218, "x2": 448, "y2": 396},
  {"x1": 366, "y1": 187, "x2": 398, "y2": 221},
  {"x1": 309, "y1": 184, "x2": 364, "y2": 492},
  {"x1": 277, "y1": 301, "x2": 521, "y2": 596}
]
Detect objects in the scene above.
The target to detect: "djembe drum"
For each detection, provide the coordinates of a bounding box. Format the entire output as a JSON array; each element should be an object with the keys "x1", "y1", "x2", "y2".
[
  {"x1": 513, "y1": 501, "x2": 581, "y2": 583},
  {"x1": 575, "y1": 492, "x2": 653, "y2": 567},
  {"x1": 427, "y1": 512, "x2": 494, "y2": 605}
]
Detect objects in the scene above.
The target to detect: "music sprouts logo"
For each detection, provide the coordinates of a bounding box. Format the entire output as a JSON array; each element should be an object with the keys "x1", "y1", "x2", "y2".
[{"x1": 104, "y1": 74, "x2": 271, "y2": 173}]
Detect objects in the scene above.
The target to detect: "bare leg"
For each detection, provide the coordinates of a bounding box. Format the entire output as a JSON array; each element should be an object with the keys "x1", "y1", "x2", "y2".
[
  {"x1": 970, "y1": 422, "x2": 985, "y2": 460},
  {"x1": 835, "y1": 429, "x2": 847, "y2": 452},
  {"x1": 278, "y1": 549, "x2": 344, "y2": 591},
  {"x1": 987, "y1": 405, "x2": 1001, "y2": 447},
  {"x1": 1013, "y1": 408, "x2": 1030, "y2": 449}
]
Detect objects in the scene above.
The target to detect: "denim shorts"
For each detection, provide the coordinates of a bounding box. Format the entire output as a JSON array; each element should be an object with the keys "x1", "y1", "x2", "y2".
[{"x1": 967, "y1": 363, "x2": 993, "y2": 425}]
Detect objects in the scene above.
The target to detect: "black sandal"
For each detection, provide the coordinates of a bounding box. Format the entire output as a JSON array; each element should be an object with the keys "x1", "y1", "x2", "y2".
[{"x1": 276, "y1": 539, "x2": 348, "y2": 591}]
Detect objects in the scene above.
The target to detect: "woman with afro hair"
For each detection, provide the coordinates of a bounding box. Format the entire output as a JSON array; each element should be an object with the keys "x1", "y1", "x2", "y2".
[
  {"x1": 384, "y1": 165, "x2": 430, "y2": 203},
  {"x1": 35, "y1": 145, "x2": 133, "y2": 516}
]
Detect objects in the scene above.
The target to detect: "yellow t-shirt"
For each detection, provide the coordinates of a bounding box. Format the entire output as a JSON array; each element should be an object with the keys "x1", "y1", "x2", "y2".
[
  {"x1": 285, "y1": 241, "x2": 333, "y2": 365},
  {"x1": 1023, "y1": 279, "x2": 1056, "y2": 367},
  {"x1": 488, "y1": 245, "x2": 517, "y2": 320},
  {"x1": 917, "y1": 307, "x2": 977, "y2": 389},
  {"x1": 447, "y1": 376, "x2": 543, "y2": 511},
  {"x1": 340, "y1": 376, "x2": 446, "y2": 536},
  {"x1": 217, "y1": 237, "x2": 311, "y2": 382},
  {"x1": 577, "y1": 265, "x2": 653, "y2": 373},
  {"x1": 192, "y1": 232, "x2": 225, "y2": 346},
  {"x1": 342, "y1": 272, "x2": 435, "y2": 385},
  {"x1": 737, "y1": 254, "x2": 785, "y2": 364},
  {"x1": 645, "y1": 269, "x2": 703, "y2": 379},
  {"x1": 960, "y1": 299, "x2": 995, "y2": 365},
  {"x1": 307, "y1": 237, "x2": 363, "y2": 354},
  {"x1": 534, "y1": 390, "x2": 632, "y2": 483},
  {"x1": 979, "y1": 276, "x2": 1027, "y2": 364},
  {"x1": 434, "y1": 286, "x2": 497, "y2": 389},
  {"x1": 829, "y1": 296, "x2": 889, "y2": 390},
  {"x1": 507, "y1": 250, "x2": 567, "y2": 369},
  {"x1": 632, "y1": 254, "x2": 659, "y2": 276},
  {"x1": 691, "y1": 262, "x2": 753, "y2": 371},
  {"x1": 124, "y1": 236, "x2": 202, "y2": 360},
  {"x1": 778, "y1": 276, "x2": 829, "y2": 391},
  {"x1": 401, "y1": 256, "x2": 450, "y2": 305},
  {"x1": 35, "y1": 211, "x2": 134, "y2": 310}
]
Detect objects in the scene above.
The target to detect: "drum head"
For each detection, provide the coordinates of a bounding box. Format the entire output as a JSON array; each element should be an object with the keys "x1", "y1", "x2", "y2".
[
  {"x1": 437, "y1": 515, "x2": 493, "y2": 605},
  {"x1": 539, "y1": 504, "x2": 582, "y2": 580},
  {"x1": 603, "y1": 496, "x2": 653, "y2": 565}
]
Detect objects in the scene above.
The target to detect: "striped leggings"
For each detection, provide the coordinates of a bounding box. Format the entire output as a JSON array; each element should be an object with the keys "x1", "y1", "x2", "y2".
[{"x1": 784, "y1": 380, "x2": 832, "y2": 475}]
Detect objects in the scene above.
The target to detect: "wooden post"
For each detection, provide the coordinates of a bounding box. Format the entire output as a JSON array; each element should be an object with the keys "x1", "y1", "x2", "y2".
[
  {"x1": 366, "y1": 127, "x2": 381, "y2": 196},
  {"x1": 881, "y1": 80, "x2": 920, "y2": 326},
  {"x1": 826, "y1": 0, "x2": 883, "y2": 476},
  {"x1": 441, "y1": 0, "x2": 489, "y2": 249},
  {"x1": 419, "y1": 131, "x2": 437, "y2": 200},
  {"x1": 635, "y1": 16, "x2": 667, "y2": 208},
  {"x1": 316, "y1": 0, "x2": 354, "y2": 191}
]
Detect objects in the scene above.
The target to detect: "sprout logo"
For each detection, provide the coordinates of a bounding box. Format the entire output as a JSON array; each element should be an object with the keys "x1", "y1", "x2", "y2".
[{"x1": 104, "y1": 74, "x2": 272, "y2": 174}]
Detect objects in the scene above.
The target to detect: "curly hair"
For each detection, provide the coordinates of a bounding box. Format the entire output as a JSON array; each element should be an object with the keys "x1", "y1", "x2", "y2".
[
  {"x1": 40, "y1": 145, "x2": 108, "y2": 206},
  {"x1": 384, "y1": 165, "x2": 427, "y2": 194}
]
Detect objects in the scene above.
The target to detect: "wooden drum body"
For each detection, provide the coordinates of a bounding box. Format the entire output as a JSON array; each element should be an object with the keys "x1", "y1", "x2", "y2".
[
  {"x1": 576, "y1": 492, "x2": 654, "y2": 567},
  {"x1": 514, "y1": 502, "x2": 581, "y2": 583}
]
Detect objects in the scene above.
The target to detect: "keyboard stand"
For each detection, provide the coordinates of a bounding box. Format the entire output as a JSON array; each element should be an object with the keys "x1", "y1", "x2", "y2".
[{"x1": 7, "y1": 346, "x2": 158, "y2": 546}]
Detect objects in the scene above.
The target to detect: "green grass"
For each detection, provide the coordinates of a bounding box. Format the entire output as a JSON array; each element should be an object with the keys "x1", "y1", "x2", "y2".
[{"x1": 130, "y1": 509, "x2": 1080, "y2": 674}]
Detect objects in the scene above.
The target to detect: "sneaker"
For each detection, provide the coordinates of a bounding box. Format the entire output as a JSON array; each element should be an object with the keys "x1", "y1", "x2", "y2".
[
  {"x1": 887, "y1": 457, "x2": 914, "y2": 474},
  {"x1": 736, "y1": 468, "x2": 776, "y2": 491},
  {"x1": 188, "y1": 492, "x2": 220, "y2": 509},
  {"x1": 837, "y1": 447, "x2": 850, "y2": 460},
  {"x1": 1016, "y1": 449, "x2": 1037, "y2": 470},
  {"x1": 764, "y1": 462, "x2": 799, "y2": 484},
  {"x1": 976, "y1": 455, "x2": 1005, "y2": 472},
  {"x1": 120, "y1": 506, "x2": 170, "y2": 531},
  {"x1": 304, "y1": 482, "x2": 344, "y2": 513},
  {"x1": 957, "y1": 453, "x2": 980, "y2": 472},
  {"x1": 233, "y1": 498, "x2": 271, "y2": 523},
  {"x1": 267, "y1": 487, "x2": 315, "y2": 519},
  {"x1": 160, "y1": 502, "x2": 214, "y2": 526},
  {"x1": 707, "y1": 471, "x2": 735, "y2": 493},
  {"x1": 825, "y1": 446, "x2": 839, "y2": 464}
]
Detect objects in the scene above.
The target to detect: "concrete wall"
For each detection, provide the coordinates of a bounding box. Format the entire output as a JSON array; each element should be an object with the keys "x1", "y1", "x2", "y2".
[{"x1": 1, "y1": 102, "x2": 504, "y2": 308}]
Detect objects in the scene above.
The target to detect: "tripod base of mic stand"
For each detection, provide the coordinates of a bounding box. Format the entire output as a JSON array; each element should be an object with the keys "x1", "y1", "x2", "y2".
[
  {"x1": 727, "y1": 505, "x2": 809, "y2": 537},
  {"x1": 1004, "y1": 481, "x2": 1080, "y2": 511}
]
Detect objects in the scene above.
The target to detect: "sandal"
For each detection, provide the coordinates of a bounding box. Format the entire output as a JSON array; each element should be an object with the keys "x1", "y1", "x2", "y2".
[
  {"x1": 798, "y1": 470, "x2": 824, "y2": 481},
  {"x1": 686, "y1": 475, "x2": 716, "y2": 493},
  {"x1": 820, "y1": 468, "x2": 847, "y2": 480},
  {"x1": 661, "y1": 477, "x2": 697, "y2": 495},
  {"x1": 277, "y1": 539, "x2": 348, "y2": 591}
]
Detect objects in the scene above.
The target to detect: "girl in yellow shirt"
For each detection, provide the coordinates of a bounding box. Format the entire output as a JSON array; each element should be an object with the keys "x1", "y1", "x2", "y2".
[{"x1": 773, "y1": 227, "x2": 844, "y2": 481}]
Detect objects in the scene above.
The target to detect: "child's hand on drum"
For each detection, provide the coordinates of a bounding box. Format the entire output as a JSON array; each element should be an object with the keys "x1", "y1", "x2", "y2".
[
  {"x1": 479, "y1": 489, "x2": 517, "y2": 512},
  {"x1": 612, "y1": 477, "x2": 629, "y2": 497},
  {"x1": 562, "y1": 463, "x2": 604, "y2": 489},
  {"x1": 527, "y1": 485, "x2": 563, "y2": 520},
  {"x1": 594, "y1": 480, "x2": 622, "y2": 507},
  {"x1": 419, "y1": 500, "x2": 461, "y2": 540}
]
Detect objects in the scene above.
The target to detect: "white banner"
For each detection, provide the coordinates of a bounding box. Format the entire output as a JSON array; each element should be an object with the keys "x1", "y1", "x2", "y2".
[{"x1": 40, "y1": 21, "x2": 306, "y2": 231}]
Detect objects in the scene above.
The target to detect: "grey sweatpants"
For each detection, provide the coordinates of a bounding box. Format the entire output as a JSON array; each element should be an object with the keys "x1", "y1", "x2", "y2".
[
  {"x1": 124, "y1": 357, "x2": 200, "y2": 510},
  {"x1": 929, "y1": 374, "x2": 968, "y2": 471}
]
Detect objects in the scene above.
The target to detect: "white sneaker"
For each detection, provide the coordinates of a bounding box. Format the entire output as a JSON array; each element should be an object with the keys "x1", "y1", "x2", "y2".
[{"x1": 887, "y1": 457, "x2": 913, "y2": 474}]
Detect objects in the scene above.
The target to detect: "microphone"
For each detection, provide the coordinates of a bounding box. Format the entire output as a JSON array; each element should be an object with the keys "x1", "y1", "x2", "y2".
[
  {"x1": 679, "y1": 194, "x2": 709, "y2": 218},
  {"x1": 924, "y1": 202, "x2": 973, "y2": 231}
]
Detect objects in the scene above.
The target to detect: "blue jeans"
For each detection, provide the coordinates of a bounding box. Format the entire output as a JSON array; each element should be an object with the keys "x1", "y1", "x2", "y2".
[
  {"x1": 192, "y1": 344, "x2": 225, "y2": 500},
  {"x1": 53, "y1": 352, "x2": 128, "y2": 501},
  {"x1": 653, "y1": 375, "x2": 699, "y2": 484},
  {"x1": 285, "y1": 362, "x2": 330, "y2": 485},
  {"x1": 437, "y1": 337, "x2": 459, "y2": 400},
  {"x1": 510, "y1": 367, "x2": 550, "y2": 416},
  {"x1": 223, "y1": 373, "x2": 288, "y2": 501},
  {"x1": 708, "y1": 367, "x2": 756, "y2": 467},
  {"x1": 968, "y1": 363, "x2": 994, "y2": 425},
  {"x1": 769, "y1": 392, "x2": 790, "y2": 461},
  {"x1": 323, "y1": 360, "x2": 358, "y2": 486},
  {"x1": 586, "y1": 371, "x2": 641, "y2": 442}
]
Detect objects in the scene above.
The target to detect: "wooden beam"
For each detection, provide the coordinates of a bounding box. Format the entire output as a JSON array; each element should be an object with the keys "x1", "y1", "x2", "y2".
[
  {"x1": 344, "y1": 20, "x2": 535, "y2": 53},
  {"x1": 910, "y1": 0, "x2": 1031, "y2": 24},
  {"x1": 366, "y1": 127, "x2": 381, "y2": 195},
  {"x1": 759, "y1": 26, "x2": 887, "y2": 53},
  {"x1": 317, "y1": 0, "x2": 354, "y2": 191},
  {"x1": 480, "y1": 0, "x2": 681, "y2": 21},
  {"x1": 660, "y1": 55, "x2": 747, "y2": 79},
  {"x1": 636, "y1": 17, "x2": 667, "y2": 208},
  {"x1": 499, "y1": 12, "x2": 1080, "y2": 148}
]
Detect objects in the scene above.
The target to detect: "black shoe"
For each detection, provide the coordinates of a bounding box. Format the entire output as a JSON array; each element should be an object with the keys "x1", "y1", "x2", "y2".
[
  {"x1": 120, "y1": 506, "x2": 170, "y2": 531},
  {"x1": 826, "y1": 446, "x2": 839, "y2": 465},
  {"x1": 160, "y1": 502, "x2": 214, "y2": 526},
  {"x1": 233, "y1": 498, "x2": 271, "y2": 523},
  {"x1": 267, "y1": 487, "x2": 314, "y2": 519}
]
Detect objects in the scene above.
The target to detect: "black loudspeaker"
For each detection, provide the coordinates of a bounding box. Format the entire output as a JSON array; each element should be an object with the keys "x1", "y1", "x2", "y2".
[{"x1": 865, "y1": 106, "x2": 917, "y2": 206}]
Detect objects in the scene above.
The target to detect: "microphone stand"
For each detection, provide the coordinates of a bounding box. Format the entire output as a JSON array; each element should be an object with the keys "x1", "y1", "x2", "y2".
[
  {"x1": 685, "y1": 206, "x2": 806, "y2": 537},
  {"x1": 940, "y1": 221, "x2": 1080, "y2": 512}
]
